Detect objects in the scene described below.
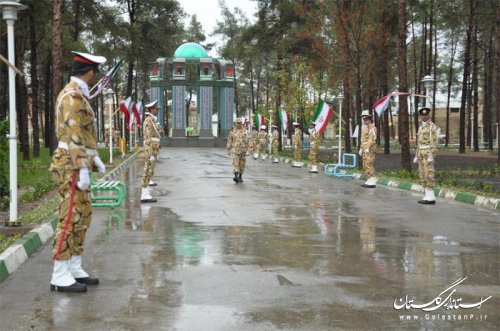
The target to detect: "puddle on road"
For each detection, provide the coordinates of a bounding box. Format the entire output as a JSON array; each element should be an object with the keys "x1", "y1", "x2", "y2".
[{"x1": 112, "y1": 202, "x2": 498, "y2": 330}]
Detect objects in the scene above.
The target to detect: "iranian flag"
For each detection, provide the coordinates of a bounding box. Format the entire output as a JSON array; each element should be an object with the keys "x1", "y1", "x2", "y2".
[
  {"x1": 279, "y1": 110, "x2": 289, "y2": 134},
  {"x1": 132, "y1": 100, "x2": 142, "y2": 125},
  {"x1": 312, "y1": 99, "x2": 334, "y2": 134},
  {"x1": 373, "y1": 91, "x2": 411, "y2": 116},
  {"x1": 89, "y1": 59, "x2": 124, "y2": 99},
  {"x1": 253, "y1": 113, "x2": 264, "y2": 127},
  {"x1": 120, "y1": 96, "x2": 132, "y2": 129}
]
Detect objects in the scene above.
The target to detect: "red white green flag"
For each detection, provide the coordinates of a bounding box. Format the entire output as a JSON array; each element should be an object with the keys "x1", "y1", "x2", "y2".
[
  {"x1": 312, "y1": 99, "x2": 334, "y2": 134},
  {"x1": 279, "y1": 110, "x2": 289, "y2": 134},
  {"x1": 253, "y1": 113, "x2": 264, "y2": 127}
]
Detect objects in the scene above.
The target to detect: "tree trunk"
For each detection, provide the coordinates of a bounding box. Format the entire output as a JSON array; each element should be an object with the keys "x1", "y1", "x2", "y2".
[
  {"x1": 445, "y1": 32, "x2": 457, "y2": 147},
  {"x1": 29, "y1": 3, "x2": 40, "y2": 158},
  {"x1": 472, "y1": 19, "x2": 479, "y2": 152},
  {"x1": 398, "y1": 0, "x2": 411, "y2": 172},
  {"x1": 495, "y1": 2, "x2": 500, "y2": 165},
  {"x1": 484, "y1": 26, "x2": 494, "y2": 150},
  {"x1": 44, "y1": 50, "x2": 52, "y2": 149},
  {"x1": 459, "y1": 0, "x2": 474, "y2": 154},
  {"x1": 51, "y1": 0, "x2": 64, "y2": 154}
]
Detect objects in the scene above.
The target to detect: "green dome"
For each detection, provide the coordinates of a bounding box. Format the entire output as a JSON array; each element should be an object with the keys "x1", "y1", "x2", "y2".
[{"x1": 173, "y1": 42, "x2": 208, "y2": 59}]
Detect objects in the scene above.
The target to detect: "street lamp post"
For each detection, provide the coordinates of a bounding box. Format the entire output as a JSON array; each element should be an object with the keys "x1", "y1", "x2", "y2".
[
  {"x1": 421, "y1": 75, "x2": 434, "y2": 108},
  {"x1": 1, "y1": 0, "x2": 26, "y2": 226},
  {"x1": 104, "y1": 88, "x2": 115, "y2": 164},
  {"x1": 337, "y1": 94, "x2": 344, "y2": 164}
]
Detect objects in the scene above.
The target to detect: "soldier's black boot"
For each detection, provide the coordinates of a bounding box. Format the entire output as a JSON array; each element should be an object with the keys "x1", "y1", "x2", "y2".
[
  {"x1": 238, "y1": 173, "x2": 244, "y2": 183},
  {"x1": 233, "y1": 172, "x2": 239, "y2": 183}
]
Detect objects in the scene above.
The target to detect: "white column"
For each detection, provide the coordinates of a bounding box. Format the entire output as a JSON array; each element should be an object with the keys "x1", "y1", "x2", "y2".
[{"x1": 7, "y1": 17, "x2": 17, "y2": 224}]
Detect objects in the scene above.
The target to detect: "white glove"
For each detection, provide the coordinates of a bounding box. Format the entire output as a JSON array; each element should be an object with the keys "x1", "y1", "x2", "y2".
[
  {"x1": 364, "y1": 149, "x2": 369, "y2": 154},
  {"x1": 149, "y1": 155, "x2": 155, "y2": 162},
  {"x1": 427, "y1": 157, "x2": 434, "y2": 162},
  {"x1": 77, "y1": 167, "x2": 90, "y2": 190},
  {"x1": 358, "y1": 149, "x2": 362, "y2": 156},
  {"x1": 413, "y1": 157, "x2": 418, "y2": 164},
  {"x1": 94, "y1": 155, "x2": 106, "y2": 174}
]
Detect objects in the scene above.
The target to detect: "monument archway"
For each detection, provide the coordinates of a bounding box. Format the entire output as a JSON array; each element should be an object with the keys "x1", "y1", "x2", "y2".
[{"x1": 149, "y1": 42, "x2": 235, "y2": 147}]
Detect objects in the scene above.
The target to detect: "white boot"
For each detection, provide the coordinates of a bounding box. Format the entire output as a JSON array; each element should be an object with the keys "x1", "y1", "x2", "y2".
[
  {"x1": 51, "y1": 259, "x2": 76, "y2": 286},
  {"x1": 68, "y1": 255, "x2": 89, "y2": 279},
  {"x1": 253, "y1": 153, "x2": 258, "y2": 159},
  {"x1": 418, "y1": 188, "x2": 436, "y2": 204},
  {"x1": 273, "y1": 158, "x2": 279, "y2": 163},
  {"x1": 141, "y1": 187, "x2": 157, "y2": 203},
  {"x1": 309, "y1": 165, "x2": 318, "y2": 173},
  {"x1": 291, "y1": 161, "x2": 296, "y2": 167},
  {"x1": 425, "y1": 188, "x2": 436, "y2": 201},
  {"x1": 148, "y1": 180, "x2": 157, "y2": 187},
  {"x1": 261, "y1": 154, "x2": 266, "y2": 160},
  {"x1": 296, "y1": 162, "x2": 303, "y2": 168}
]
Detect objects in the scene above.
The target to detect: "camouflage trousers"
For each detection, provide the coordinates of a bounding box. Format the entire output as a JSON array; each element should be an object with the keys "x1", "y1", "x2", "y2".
[
  {"x1": 309, "y1": 144, "x2": 318, "y2": 166},
  {"x1": 232, "y1": 152, "x2": 246, "y2": 173},
  {"x1": 50, "y1": 149, "x2": 92, "y2": 260},
  {"x1": 272, "y1": 140, "x2": 279, "y2": 159},
  {"x1": 142, "y1": 141, "x2": 159, "y2": 187},
  {"x1": 293, "y1": 145, "x2": 302, "y2": 162},
  {"x1": 418, "y1": 149, "x2": 435, "y2": 189},
  {"x1": 259, "y1": 140, "x2": 267, "y2": 155},
  {"x1": 362, "y1": 151, "x2": 376, "y2": 178}
]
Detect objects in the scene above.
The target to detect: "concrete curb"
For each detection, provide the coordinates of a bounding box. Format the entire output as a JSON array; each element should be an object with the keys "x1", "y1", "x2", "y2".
[
  {"x1": 276, "y1": 156, "x2": 499, "y2": 211},
  {"x1": 0, "y1": 153, "x2": 137, "y2": 284}
]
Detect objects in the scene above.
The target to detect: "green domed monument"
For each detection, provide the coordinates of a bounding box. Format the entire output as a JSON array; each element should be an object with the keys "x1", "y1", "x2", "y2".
[{"x1": 149, "y1": 42, "x2": 235, "y2": 147}]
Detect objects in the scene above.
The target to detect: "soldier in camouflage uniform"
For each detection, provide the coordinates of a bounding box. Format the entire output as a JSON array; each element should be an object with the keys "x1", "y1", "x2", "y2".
[
  {"x1": 251, "y1": 126, "x2": 259, "y2": 159},
  {"x1": 308, "y1": 121, "x2": 320, "y2": 173},
  {"x1": 48, "y1": 51, "x2": 106, "y2": 293},
  {"x1": 258, "y1": 125, "x2": 268, "y2": 160},
  {"x1": 359, "y1": 110, "x2": 378, "y2": 188},
  {"x1": 227, "y1": 118, "x2": 248, "y2": 182},
  {"x1": 414, "y1": 107, "x2": 437, "y2": 204},
  {"x1": 292, "y1": 122, "x2": 303, "y2": 168},
  {"x1": 271, "y1": 125, "x2": 280, "y2": 163},
  {"x1": 141, "y1": 100, "x2": 162, "y2": 202}
]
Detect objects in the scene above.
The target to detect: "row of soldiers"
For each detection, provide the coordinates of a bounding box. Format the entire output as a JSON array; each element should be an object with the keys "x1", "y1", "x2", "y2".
[
  {"x1": 227, "y1": 119, "x2": 322, "y2": 184},
  {"x1": 228, "y1": 108, "x2": 437, "y2": 205}
]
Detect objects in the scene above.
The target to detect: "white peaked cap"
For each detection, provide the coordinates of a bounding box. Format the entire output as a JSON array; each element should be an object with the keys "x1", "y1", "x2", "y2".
[
  {"x1": 145, "y1": 100, "x2": 158, "y2": 108},
  {"x1": 292, "y1": 122, "x2": 299, "y2": 126},
  {"x1": 260, "y1": 125, "x2": 266, "y2": 129},
  {"x1": 361, "y1": 110, "x2": 372, "y2": 117},
  {"x1": 71, "y1": 51, "x2": 106, "y2": 65}
]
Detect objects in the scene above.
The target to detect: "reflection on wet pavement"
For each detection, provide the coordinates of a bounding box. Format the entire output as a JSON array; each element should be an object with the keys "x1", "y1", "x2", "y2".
[{"x1": 0, "y1": 149, "x2": 497, "y2": 330}]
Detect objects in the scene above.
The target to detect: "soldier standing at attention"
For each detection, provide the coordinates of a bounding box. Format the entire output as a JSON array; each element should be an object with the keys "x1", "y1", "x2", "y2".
[
  {"x1": 141, "y1": 100, "x2": 161, "y2": 203},
  {"x1": 414, "y1": 107, "x2": 437, "y2": 204},
  {"x1": 271, "y1": 125, "x2": 280, "y2": 163},
  {"x1": 359, "y1": 110, "x2": 378, "y2": 188},
  {"x1": 227, "y1": 118, "x2": 248, "y2": 183},
  {"x1": 258, "y1": 125, "x2": 268, "y2": 160},
  {"x1": 49, "y1": 51, "x2": 106, "y2": 293},
  {"x1": 292, "y1": 122, "x2": 303, "y2": 168},
  {"x1": 308, "y1": 121, "x2": 320, "y2": 173}
]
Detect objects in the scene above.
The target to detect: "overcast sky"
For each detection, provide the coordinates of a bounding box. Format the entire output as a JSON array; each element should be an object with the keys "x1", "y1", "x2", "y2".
[{"x1": 177, "y1": 0, "x2": 257, "y2": 57}]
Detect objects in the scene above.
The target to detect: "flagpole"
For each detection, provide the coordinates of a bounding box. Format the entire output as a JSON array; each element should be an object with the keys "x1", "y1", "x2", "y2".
[
  {"x1": 89, "y1": 77, "x2": 103, "y2": 93},
  {"x1": 337, "y1": 94, "x2": 344, "y2": 164}
]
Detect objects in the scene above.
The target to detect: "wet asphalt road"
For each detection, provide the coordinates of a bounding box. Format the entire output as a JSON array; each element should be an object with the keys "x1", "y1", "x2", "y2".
[{"x1": 0, "y1": 148, "x2": 498, "y2": 331}]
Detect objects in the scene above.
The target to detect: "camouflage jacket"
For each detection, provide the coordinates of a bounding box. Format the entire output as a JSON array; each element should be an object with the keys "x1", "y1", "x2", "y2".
[
  {"x1": 417, "y1": 120, "x2": 437, "y2": 155},
  {"x1": 227, "y1": 127, "x2": 248, "y2": 154},
  {"x1": 272, "y1": 130, "x2": 279, "y2": 142},
  {"x1": 309, "y1": 128, "x2": 320, "y2": 148},
  {"x1": 143, "y1": 114, "x2": 162, "y2": 141},
  {"x1": 53, "y1": 80, "x2": 97, "y2": 170},
  {"x1": 293, "y1": 128, "x2": 302, "y2": 147},
  {"x1": 360, "y1": 123, "x2": 377, "y2": 151},
  {"x1": 258, "y1": 131, "x2": 268, "y2": 142}
]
